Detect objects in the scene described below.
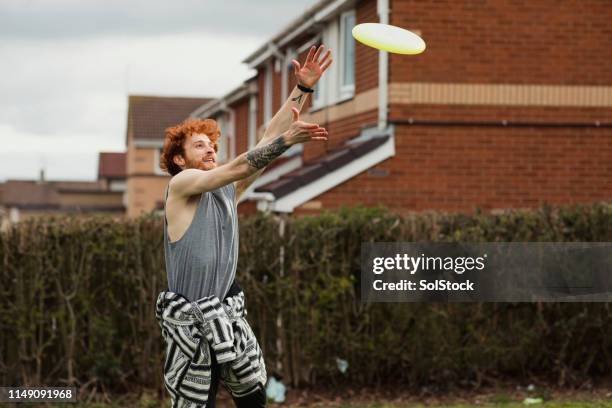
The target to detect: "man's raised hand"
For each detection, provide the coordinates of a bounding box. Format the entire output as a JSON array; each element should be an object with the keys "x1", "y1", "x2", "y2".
[{"x1": 291, "y1": 45, "x2": 333, "y2": 89}]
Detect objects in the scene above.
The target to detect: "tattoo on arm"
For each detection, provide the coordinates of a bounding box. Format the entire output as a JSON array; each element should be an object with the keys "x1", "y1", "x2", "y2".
[
  {"x1": 291, "y1": 93, "x2": 304, "y2": 104},
  {"x1": 246, "y1": 136, "x2": 290, "y2": 169}
]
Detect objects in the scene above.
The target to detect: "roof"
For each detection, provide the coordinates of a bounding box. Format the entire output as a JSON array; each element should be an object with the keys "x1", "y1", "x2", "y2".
[
  {"x1": 192, "y1": 80, "x2": 258, "y2": 119},
  {"x1": 126, "y1": 95, "x2": 213, "y2": 143},
  {"x1": 255, "y1": 135, "x2": 390, "y2": 199},
  {"x1": 1, "y1": 180, "x2": 60, "y2": 208},
  {"x1": 51, "y1": 180, "x2": 107, "y2": 192},
  {"x1": 98, "y1": 152, "x2": 126, "y2": 179},
  {"x1": 0, "y1": 180, "x2": 123, "y2": 211}
]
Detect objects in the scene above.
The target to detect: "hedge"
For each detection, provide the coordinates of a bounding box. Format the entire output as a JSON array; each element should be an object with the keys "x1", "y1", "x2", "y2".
[{"x1": 0, "y1": 203, "x2": 611, "y2": 397}]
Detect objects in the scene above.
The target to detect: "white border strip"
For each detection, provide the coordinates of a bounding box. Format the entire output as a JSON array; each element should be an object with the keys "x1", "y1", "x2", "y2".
[
  {"x1": 391, "y1": 83, "x2": 612, "y2": 107},
  {"x1": 133, "y1": 139, "x2": 163, "y2": 148},
  {"x1": 268, "y1": 132, "x2": 395, "y2": 213}
]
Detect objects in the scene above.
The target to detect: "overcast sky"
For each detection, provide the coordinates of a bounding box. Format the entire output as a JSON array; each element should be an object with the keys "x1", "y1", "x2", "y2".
[{"x1": 0, "y1": 0, "x2": 317, "y2": 181}]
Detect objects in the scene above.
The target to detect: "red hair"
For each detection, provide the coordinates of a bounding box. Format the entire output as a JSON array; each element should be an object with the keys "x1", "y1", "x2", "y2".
[{"x1": 160, "y1": 118, "x2": 220, "y2": 176}]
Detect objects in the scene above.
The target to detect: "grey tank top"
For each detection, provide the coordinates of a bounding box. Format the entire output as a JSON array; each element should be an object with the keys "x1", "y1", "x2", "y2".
[{"x1": 163, "y1": 183, "x2": 238, "y2": 302}]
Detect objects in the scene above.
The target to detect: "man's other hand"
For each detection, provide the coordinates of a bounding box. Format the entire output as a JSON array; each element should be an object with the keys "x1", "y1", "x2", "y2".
[{"x1": 283, "y1": 107, "x2": 328, "y2": 145}]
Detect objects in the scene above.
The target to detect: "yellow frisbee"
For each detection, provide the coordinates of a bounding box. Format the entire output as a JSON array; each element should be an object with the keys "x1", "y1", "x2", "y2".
[{"x1": 352, "y1": 23, "x2": 426, "y2": 55}]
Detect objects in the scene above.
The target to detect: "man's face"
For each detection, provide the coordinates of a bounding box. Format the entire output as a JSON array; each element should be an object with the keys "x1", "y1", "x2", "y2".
[{"x1": 176, "y1": 133, "x2": 218, "y2": 171}]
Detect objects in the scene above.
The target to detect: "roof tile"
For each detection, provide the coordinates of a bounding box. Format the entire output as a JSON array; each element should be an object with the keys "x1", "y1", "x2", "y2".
[
  {"x1": 320, "y1": 148, "x2": 356, "y2": 172},
  {"x1": 256, "y1": 177, "x2": 302, "y2": 199},
  {"x1": 127, "y1": 95, "x2": 212, "y2": 142},
  {"x1": 1, "y1": 181, "x2": 60, "y2": 207},
  {"x1": 255, "y1": 135, "x2": 390, "y2": 199}
]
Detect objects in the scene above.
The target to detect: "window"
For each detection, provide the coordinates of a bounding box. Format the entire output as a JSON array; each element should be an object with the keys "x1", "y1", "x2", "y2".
[
  {"x1": 308, "y1": 9, "x2": 356, "y2": 111},
  {"x1": 154, "y1": 148, "x2": 166, "y2": 176},
  {"x1": 339, "y1": 10, "x2": 356, "y2": 97},
  {"x1": 311, "y1": 77, "x2": 324, "y2": 109},
  {"x1": 216, "y1": 113, "x2": 230, "y2": 163}
]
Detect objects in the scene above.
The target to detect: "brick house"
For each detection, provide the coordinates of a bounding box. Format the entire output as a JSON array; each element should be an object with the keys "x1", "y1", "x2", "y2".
[
  {"x1": 0, "y1": 162, "x2": 125, "y2": 230},
  {"x1": 196, "y1": 0, "x2": 612, "y2": 216},
  {"x1": 125, "y1": 95, "x2": 212, "y2": 217}
]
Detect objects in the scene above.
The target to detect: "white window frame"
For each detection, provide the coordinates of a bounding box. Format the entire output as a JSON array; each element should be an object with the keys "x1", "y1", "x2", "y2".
[
  {"x1": 264, "y1": 60, "x2": 273, "y2": 124},
  {"x1": 216, "y1": 112, "x2": 232, "y2": 164},
  {"x1": 339, "y1": 10, "x2": 356, "y2": 100},
  {"x1": 311, "y1": 81, "x2": 324, "y2": 110},
  {"x1": 154, "y1": 147, "x2": 166, "y2": 176}
]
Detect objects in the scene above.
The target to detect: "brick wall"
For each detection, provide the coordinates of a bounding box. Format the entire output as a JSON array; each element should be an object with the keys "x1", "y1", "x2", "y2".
[
  {"x1": 246, "y1": 0, "x2": 612, "y2": 217},
  {"x1": 294, "y1": 123, "x2": 612, "y2": 215},
  {"x1": 389, "y1": 104, "x2": 612, "y2": 124},
  {"x1": 303, "y1": 108, "x2": 378, "y2": 162},
  {"x1": 390, "y1": 0, "x2": 612, "y2": 84},
  {"x1": 232, "y1": 97, "x2": 250, "y2": 155},
  {"x1": 126, "y1": 143, "x2": 170, "y2": 216},
  {"x1": 127, "y1": 175, "x2": 169, "y2": 217},
  {"x1": 356, "y1": 0, "x2": 379, "y2": 93},
  {"x1": 273, "y1": 65, "x2": 282, "y2": 114},
  {"x1": 237, "y1": 200, "x2": 258, "y2": 216}
]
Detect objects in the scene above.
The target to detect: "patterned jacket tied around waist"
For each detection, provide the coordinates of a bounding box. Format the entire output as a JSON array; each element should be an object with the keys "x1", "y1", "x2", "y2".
[{"x1": 155, "y1": 290, "x2": 267, "y2": 407}]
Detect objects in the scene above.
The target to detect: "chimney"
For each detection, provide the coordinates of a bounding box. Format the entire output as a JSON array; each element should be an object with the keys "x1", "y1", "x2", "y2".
[{"x1": 39, "y1": 168, "x2": 45, "y2": 183}]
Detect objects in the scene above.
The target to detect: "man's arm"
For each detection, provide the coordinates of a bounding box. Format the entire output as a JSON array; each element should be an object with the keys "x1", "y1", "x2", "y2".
[
  {"x1": 235, "y1": 45, "x2": 333, "y2": 201},
  {"x1": 263, "y1": 84, "x2": 311, "y2": 142},
  {"x1": 234, "y1": 86, "x2": 312, "y2": 201},
  {"x1": 264, "y1": 45, "x2": 332, "y2": 139},
  {"x1": 170, "y1": 111, "x2": 327, "y2": 199}
]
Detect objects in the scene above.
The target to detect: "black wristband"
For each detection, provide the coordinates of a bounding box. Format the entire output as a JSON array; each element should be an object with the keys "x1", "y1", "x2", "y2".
[{"x1": 297, "y1": 83, "x2": 314, "y2": 93}]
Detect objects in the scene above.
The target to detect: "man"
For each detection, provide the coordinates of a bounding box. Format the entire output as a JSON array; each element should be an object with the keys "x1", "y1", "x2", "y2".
[{"x1": 155, "y1": 45, "x2": 332, "y2": 408}]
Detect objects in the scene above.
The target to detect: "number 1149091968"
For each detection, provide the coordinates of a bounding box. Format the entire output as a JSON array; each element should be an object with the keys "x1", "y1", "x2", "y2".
[{"x1": 0, "y1": 387, "x2": 76, "y2": 402}]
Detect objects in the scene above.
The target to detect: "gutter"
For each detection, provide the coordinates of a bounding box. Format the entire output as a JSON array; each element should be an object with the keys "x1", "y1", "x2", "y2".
[
  {"x1": 377, "y1": 0, "x2": 389, "y2": 130},
  {"x1": 246, "y1": 192, "x2": 275, "y2": 202},
  {"x1": 250, "y1": 192, "x2": 276, "y2": 213},
  {"x1": 191, "y1": 81, "x2": 256, "y2": 119},
  {"x1": 243, "y1": 0, "x2": 354, "y2": 69}
]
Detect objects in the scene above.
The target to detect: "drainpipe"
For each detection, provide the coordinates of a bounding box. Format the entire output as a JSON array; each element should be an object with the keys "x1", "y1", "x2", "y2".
[
  {"x1": 276, "y1": 214, "x2": 286, "y2": 379},
  {"x1": 281, "y1": 48, "x2": 292, "y2": 102},
  {"x1": 248, "y1": 81, "x2": 258, "y2": 149},
  {"x1": 377, "y1": 0, "x2": 389, "y2": 131}
]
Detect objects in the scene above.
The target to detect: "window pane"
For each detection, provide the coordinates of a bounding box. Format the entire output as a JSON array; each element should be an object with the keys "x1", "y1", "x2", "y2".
[
  {"x1": 342, "y1": 13, "x2": 355, "y2": 87},
  {"x1": 217, "y1": 117, "x2": 228, "y2": 162},
  {"x1": 313, "y1": 81, "x2": 322, "y2": 105}
]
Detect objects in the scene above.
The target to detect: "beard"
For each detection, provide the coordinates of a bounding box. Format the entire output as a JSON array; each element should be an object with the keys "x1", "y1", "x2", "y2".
[{"x1": 184, "y1": 156, "x2": 215, "y2": 171}]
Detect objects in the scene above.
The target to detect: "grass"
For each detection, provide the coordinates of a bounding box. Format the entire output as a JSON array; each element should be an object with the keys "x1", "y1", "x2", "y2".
[
  {"x1": 313, "y1": 404, "x2": 612, "y2": 408},
  {"x1": 21, "y1": 388, "x2": 612, "y2": 408},
  {"x1": 30, "y1": 401, "x2": 612, "y2": 408}
]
